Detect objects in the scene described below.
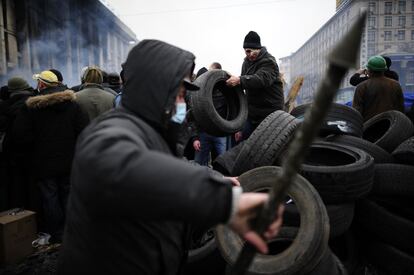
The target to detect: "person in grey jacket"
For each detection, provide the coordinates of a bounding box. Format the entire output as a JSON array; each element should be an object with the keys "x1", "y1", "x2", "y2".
[
  {"x1": 75, "y1": 66, "x2": 115, "y2": 121},
  {"x1": 58, "y1": 39, "x2": 283, "y2": 275}
]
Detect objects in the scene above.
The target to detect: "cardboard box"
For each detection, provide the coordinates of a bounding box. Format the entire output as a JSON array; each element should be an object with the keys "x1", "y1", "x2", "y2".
[{"x1": 0, "y1": 209, "x2": 37, "y2": 266}]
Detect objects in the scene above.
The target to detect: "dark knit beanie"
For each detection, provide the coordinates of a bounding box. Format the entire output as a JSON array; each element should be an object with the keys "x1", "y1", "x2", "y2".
[
  {"x1": 49, "y1": 69, "x2": 63, "y2": 82},
  {"x1": 243, "y1": 31, "x2": 261, "y2": 49},
  {"x1": 381, "y1": 55, "x2": 392, "y2": 69},
  {"x1": 8, "y1": 77, "x2": 31, "y2": 92}
]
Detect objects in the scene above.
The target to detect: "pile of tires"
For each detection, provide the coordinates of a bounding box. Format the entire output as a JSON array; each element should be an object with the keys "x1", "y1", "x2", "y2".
[
  {"x1": 188, "y1": 96, "x2": 414, "y2": 274},
  {"x1": 323, "y1": 110, "x2": 414, "y2": 274}
]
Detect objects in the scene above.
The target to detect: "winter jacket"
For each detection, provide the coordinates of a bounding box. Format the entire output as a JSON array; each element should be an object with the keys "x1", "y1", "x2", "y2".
[
  {"x1": 240, "y1": 47, "x2": 284, "y2": 123},
  {"x1": 352, "y1": 74, "x2": 404, "y2": 121},
  {"x1": 12, "y1": 87, "x2": 89, "y2": 179},
  {"x1": 0, "y1": 89, "x2": 34, "y2": 155},
  {"x1": 59, "y1": 40, "x2": 233, "y2": 275},
  {"x1": 75, "y1": 83, "x2": 115, "y2": 121},
  {"x1": 349, "y1": 69, "x2": 399, "y2": 86}
]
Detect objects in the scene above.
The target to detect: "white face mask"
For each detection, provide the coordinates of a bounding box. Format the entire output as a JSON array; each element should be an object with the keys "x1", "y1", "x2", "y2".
[{"x1": 171, "y1": 102, "x2": 187, "y2": 124}]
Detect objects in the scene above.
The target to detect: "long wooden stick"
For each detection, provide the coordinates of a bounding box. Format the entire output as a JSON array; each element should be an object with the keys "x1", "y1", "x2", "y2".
[{"x1": 230, "y1": 11, "x2": 367, "y2": 275}]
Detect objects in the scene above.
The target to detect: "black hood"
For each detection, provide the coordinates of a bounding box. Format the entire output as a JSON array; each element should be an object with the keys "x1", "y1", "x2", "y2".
[{"x1": 122, "y1": 40, "x2": 196, "y2": 130}]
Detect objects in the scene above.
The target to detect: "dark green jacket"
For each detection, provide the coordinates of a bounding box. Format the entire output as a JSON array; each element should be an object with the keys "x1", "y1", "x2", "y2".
[{"x1": 75, "y1": 84, "x2": 115, "y2": 121}]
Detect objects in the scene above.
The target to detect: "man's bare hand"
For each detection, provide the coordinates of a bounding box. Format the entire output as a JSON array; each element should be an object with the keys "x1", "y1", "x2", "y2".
[
  {"x1": 234, "y1": 131, "x2": 243, "y2": 142},
  {"x1": 224, "y1": 176, "x2": 240, "y2": 186},
  {"x1": 229, "y1": 193, "x2": 284, "y2": 254},
  {"x1": 193, "y1": 140, "x2": 201, "y2": 151},
  {"x1": 226, "y1": 76, "x2": 241, "y2": 87}
]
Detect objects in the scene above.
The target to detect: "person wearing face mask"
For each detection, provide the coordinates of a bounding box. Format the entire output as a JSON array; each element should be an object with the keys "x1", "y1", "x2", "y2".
[
  {"x1": 58, "y1": 40, "x2": 284, "y2": 275},
  {"x1": 226, "y1": 31, "x2": 284, "y2": 143}
]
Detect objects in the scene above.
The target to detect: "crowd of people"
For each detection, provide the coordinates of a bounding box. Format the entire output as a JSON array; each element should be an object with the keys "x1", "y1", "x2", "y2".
[{"x1": 0, "y1": 30, "x2": 413, "y2": 274}]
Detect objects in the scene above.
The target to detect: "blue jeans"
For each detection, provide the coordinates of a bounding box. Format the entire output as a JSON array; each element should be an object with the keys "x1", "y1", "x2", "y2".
[{"x1": 195, "y1": 132, "x2": 227, "y2": 166}]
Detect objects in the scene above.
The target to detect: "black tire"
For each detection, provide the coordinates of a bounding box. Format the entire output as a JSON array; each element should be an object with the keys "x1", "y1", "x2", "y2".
[
  {"x1": 284, "y1": 203, "x2": 354, "y2": 239},
  {"x1": 212, "y1": 141, "x2": 244, "y2": 176},
  {"x1": 225, "y1": 228, "x2": 347, "y2": 275},
  {"x1": 187, "y1": 229, "x2": 217, "y2": 264},
  {"x1": 299, "y1": 141, "x2": 374, "y2": 204},
  {"x1": 329, "y1": 231, "x2": 359, "y2": 275},
  {"x1": 308, "y1": 248, "x2": 348, "y2": 275},
  {"x1": 372, "y1": 163, "x2": 414, "y2": 197},
  {"x1": 355, "y1": 199, "x2": 414, "y2": 255},
  {"x1": 232, "y1": 111, "x2": 299, "y2": 176},
  {"x1": 190, "y1": 70, "x2": 248, "y2": 136},
  {"x1": 363, "y1": 110, "x2": 414, "y2": 153},
  {"x1": 363, "y1": 239, "x2": 414, "y2": 275},
  {"x1": 325, "y1": 134, "x2": 394, "y2": 163},
  {"x1": 290, "y1": 103, "x2": 363, "y2": 137},
  {"x1": 216, "y1": 166, "x2": 329, "y2": 275},
  {"x1": 392, "y1": 136, "x2": 414, "y2": 165}
]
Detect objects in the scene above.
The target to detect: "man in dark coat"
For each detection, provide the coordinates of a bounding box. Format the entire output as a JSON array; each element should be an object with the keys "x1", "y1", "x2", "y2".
[
  {"x1": 12, "y1": 70, "x2": 89, "y2": 241},
  {"x1": 227, "y1": 31, "x2": 284, "y2": 141},
  {"x1": 352, "y1": 56, "x2": 404, "y2": 121},
  {"x1": 349, "y1": 55, "x2": 399, "y2": 86},
  {"x1": 58, "y1": 40, "x2": 283, "y2": 275},
  {"x1": 0, "y1": 77, "x2": 34, "y2": 209}
]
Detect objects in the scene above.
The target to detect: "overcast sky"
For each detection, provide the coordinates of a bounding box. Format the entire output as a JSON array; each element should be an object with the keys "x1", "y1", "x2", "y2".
[{"x1": 104, "y1": 0, "x2": 336, "y2": 75}]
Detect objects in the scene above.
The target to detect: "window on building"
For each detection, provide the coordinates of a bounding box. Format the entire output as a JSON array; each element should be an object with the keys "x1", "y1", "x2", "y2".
[
  {"x1": 412, "y1": 0, "x2": 414, "y2": 11},
  {"x1": 385, "y1": 30, "x2": 392, "y2": 41},
  {"x1": 399, "y1": 16, "x2": 406, "y2": 26},
  {"x1": 368, "y1": 31, "x2": 376, "y2": 41},
  {"x1": 412, "y1": 30, "x2": 414, "y2": 40},
  {"x1": 406, "y1": 68, "x2": 414, "y2": 85},
  {"x1": 369, "y1": 2, "x2": 377, "y2": 13},
  {"x1": 368, "y1": 16, "x2": 376, "y2": 27},
  {"x1": 368, "y1": 46, "x2": 376, "y2": 57},
  {"x1": 398, "y1": 30, "x2": 406, "y2": 40},
  {"x1": 385, "y1": 16, "x2": 392, "y2": 26},
  {"x1": 385, "y1": 2, "x2": 393, "y2": 14},
  {"x1": 399, "y1": 1, "x2": 406, "y2": 12}
]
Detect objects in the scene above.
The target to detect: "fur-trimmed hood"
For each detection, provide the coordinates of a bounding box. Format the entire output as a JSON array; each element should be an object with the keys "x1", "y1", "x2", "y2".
[{"x1": 26, "y1": 90, "x2": 76, "y2": 109}]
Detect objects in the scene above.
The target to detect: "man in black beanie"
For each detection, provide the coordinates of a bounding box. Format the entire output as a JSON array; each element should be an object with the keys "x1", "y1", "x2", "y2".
[{"x1": 226, "y1": 31, "x2": 284, "y2": 142}]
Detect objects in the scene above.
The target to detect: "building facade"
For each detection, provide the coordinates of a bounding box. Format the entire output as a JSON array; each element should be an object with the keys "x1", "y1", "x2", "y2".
[
  {"x1": 280, "y1": 0, "x2": 414, "y2": 105},
  {"x1": 0, "y1": 0, "x2": 137, "y2": 86}
]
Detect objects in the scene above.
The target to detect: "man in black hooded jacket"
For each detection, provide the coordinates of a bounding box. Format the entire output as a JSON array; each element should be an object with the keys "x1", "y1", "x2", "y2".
[{"x1": 58, "y1": 40, "x2": 283, "y2": 275}]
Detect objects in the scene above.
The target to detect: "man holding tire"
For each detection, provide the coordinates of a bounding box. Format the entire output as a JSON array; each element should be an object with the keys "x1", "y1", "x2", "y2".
[
  {"x1": 226, "y1": 31, "x2": 284, "y2": 142},
  {"x1": 58, "y1": 40, "x2": 283, "y2": 275}
]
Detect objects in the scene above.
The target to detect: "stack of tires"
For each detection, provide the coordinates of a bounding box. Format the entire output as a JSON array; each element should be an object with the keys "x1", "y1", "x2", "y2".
[
  {"x1": 188, "y1": 80, "x2": 414, "y2": 274},
  {"x1": 350, "y1": 111, "x2": 414, "y2": 274},
  {"x1": 288, "y1": 104, "x2": 375, "y2": 274}
]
